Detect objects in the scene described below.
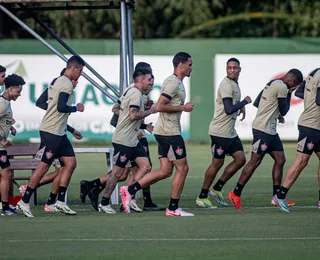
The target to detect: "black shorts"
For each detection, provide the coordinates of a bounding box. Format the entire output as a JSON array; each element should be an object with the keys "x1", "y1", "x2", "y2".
[
  {"x1": 251, "y1": 129, "x2": 284, "y2": 155},
  {"x1": 297, "y1": 125, "x2": 320, "y2": 155},
  {"x1": 155, "y1": 134, "x2": 186, "y2": 161},
  {"x1": 35, "y1": 131, "x2": 75, "y2": 165},
  {"x1": 210, "y1": 135, "x2": 244, "y2": 159},
  {"x1": 0, "y1": 150, "x2": 10, "y2": 169},
  {"x1": 131, "y1": 137, "x2": 152, "y2": 168},
  {"x1": 113, "y1": 142, "x2": 147, "y2": 168}
]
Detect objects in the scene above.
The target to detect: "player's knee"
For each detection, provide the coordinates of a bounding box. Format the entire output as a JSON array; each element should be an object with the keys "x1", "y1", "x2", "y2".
[
  {"x1": 144, "y1": 163, "x2": 152, "y2": 173},
  {"x1": 277, "y1": 156, "x2": 286, "y2": 166},
  {"x1": 2, "y1": 169, "x2": 12, "y2": 181},
  {"x1": 238, "y1": 156, "x2": 246, "y2": 167}
]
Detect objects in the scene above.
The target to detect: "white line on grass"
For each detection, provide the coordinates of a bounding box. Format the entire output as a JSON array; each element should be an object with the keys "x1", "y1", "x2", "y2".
[{"x1": 2, "y1": 237, "x2": 320, "y2": 243}]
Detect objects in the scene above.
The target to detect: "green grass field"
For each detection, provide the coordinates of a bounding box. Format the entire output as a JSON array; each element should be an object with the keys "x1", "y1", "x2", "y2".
[{"x1": 2, "y1": 143, "x2": 320, "y2": 260}]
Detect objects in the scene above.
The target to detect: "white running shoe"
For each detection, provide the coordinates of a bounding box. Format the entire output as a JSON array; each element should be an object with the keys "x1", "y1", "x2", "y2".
[
  {"x1": 165, "y1": 208, "x2": 194, "y2": 217},
  {"x1": 130, "y1": 199, "x2": 143, "y2": 212},
  {"x1": 98, "y1": 203, "x2": 117, "y2": 214},
  {"x1": 19, "y1": 185, "x2": 27, "y2": 196},
  {"x1": 54, "y1": 201, "x2": 76, "y2": 215},
  {"x1": 44, "y1": 204, "x2": 57, "y2": 212},
  {"x1": 17, "y1": 200, "x2": 34, "y2": 218}
]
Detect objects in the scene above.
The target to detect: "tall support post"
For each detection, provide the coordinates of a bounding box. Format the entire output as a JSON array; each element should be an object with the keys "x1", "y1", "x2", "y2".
[
  {"x1": 119, "y1": 0, "x2": 128, "y2": 95},
  {"x1": 127, "y1": 6, "x2": 134, "y2": 84}
]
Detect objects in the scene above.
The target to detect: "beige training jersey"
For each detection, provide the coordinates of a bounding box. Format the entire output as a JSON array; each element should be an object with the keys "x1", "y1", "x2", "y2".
[
  {"x1": 0, "y1": 97, "x2": 13, "y2": 150},
  {"x1": 39, "y1": 76, "x2": 74, "y2": 136},
  {"x1": 298, "y1": 69, "x2": 320, "y2": 130},
  {"x1": 153, "y1": 74, "x2": 186, "y2": 136},
  {"x1": 209, "y1": 77, "x2": 241, "y2": 138},
  {"x1": 112, "y1": 86, "x2": 144, "y2": 147},
  {"x1": 252, "y1": 79, "x2": 288, "y2": 135}
]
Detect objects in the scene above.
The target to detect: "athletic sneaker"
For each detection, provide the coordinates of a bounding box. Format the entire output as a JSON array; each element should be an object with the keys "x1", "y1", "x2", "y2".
[
  {"x1": 209, "y1": 188, "x2": 228, "y2": 206},
  {"x1": 1, "y1": 208, "x2": 20, "y2": 216},
  {"x1": 318, "y1": 201, "x2": 320, "y2": 209},
  {"x1": 54, "y1": 201, "x2": 76, "y2": 215},
  {"x1": 272, "y1": 195, "x2": 291, "y2": 213},
  {"x1": 17, "y1": 200, "x2": 34, "y2": 218},
  {"x1": 120, "y1": 186, "x2": 131, "y2": 214},
  {"x1": 130, "y1": 199, "x2": 142, "y2": 212},
  {"x1": 98, "y1": 203, "x2": 117, "y2": 214},
  {"x1": 0, "y1": 202, "x2": 2, "y2": 211},
  {"x1": 44, "y1": 204, "x2": 57, "y2": 212},
  {"x1": 228, "y1": 191, "x2": 243, "y2": 210},
  {"x1": 271, "y1": 197, "x2": 295, "y2": 207},
  {"x1": 19, "y1": 184, "x2": 27, "y2": 196},
  {"x1": 80, "y1": 180, "x2": 91, "y2": 204},
  {"x1": 88, "y1": 189, "x2": 99, "y2": 211},
  {"x1": 196, "y1": 197, "x2": 217, "y2": 209},
  {"x1": 165, "y1": 208, "x2": 194, "y2": 217}
]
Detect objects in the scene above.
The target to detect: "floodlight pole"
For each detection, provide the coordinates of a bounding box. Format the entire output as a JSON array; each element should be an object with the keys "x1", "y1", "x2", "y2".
[
  {"x1": 127, "y1": 7, "x2": 134, "y2": 84},
  {"x1": 120, "y1": 0, "x2": 128, "y2": 95}
]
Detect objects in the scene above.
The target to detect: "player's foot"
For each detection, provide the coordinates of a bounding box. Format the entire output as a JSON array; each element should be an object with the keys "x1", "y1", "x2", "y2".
[
  {"x1": 143, "y1": 203, "x2": 166, "y2": 211},
  {"x1": 17, "y1": 200, "x2": 34, "y2": 218},
  {"x1": 196, "y1": 197, "x2": 217, "y2": 209},
  {"x1": 318, "y1": 201, "x2": 320, "y2": 209},
  {"x1": 0, "y1": 202, "x2": 2, "y2": 211},
  {"x1": 271, "y1": 197, "x2": 295, "y2": 207},
  {"x1": 19, "y1": 184, "x2": 27, "y2": 196},
  {"x1": 44, "y1": 204, "x2": 57, "y2": 212},
  {"x1": 54, "y1": 201, "x2": 76, "y2": 215},
  {"x1": 272, "y1": 195, "x2": 291, "y2": 213},
  {"x1": 1, "y1": 208, "x2": 20, "y2": 216},
  {"x1": 228, "y1": 191, "x2": 243, "y2": 210},
  {"x1": 120, "y1": 186, "x2": 131, "y2": 214},
  {"x1": 98, "y1": 203, "x2": 117, "y2": 214},
  {"x1": 130, "y1": 199, "x2": 142, "y2": 212},
  {"x1": 209, "y1": 188, "x2": 228, "y2": 206},
  {"x1": 80, "y1": 180, "x2": 91, "y2": 204},
  {"x1": 165, "y1": 208, "x2": 194, "y2": 217},
  {"x1": 88, "y1": 189, "x2": 99, "y2": 211}
]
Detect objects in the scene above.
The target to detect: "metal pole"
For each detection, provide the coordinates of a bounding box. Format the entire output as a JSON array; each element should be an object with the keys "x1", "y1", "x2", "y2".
[
  {"x1": 0, "y1": 5, "x2": 117, "y2": 103},
  {"x1": 120, "y1": 0, "x2": 128, "y2": 94},
  {"x1": 127, "y1": 6, "x2": 134, "y2": 84},
  {"x1": 18, "y1": 3, "x2": 120, "y2": 97}
]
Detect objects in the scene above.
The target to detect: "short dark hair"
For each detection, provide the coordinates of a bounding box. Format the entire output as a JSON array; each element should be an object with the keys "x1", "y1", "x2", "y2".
[
  {"x1": 4, "y1": 74, "x2": 25, "y2": 89},
  {"x1": 151, "y1": 74, "x2": 154, "y2": 79},
  {"x1": 133, "y1": 68, "x2": 152, "y2": 81},
  {"x1": 67, "y1": 55, "x2": 85, "y2": 68},
  {"x1": 135, "y1": 62, "x2": 151, "y2": 70},
  {"x1": 227, "y1": 57, "x2": 240, "y2": 66},
  {"x1": 60, "y1": 68, "x2": 66, "y2": 76},
  {"x1": 173, "y1": 52, "x2": 191, "y2": 68},
  {"x1": 288, "y1": 68, "x2": 303, "y2": 84},
  {"x1": 0, "y1": 65, "x2": 6, "y2": 73}
]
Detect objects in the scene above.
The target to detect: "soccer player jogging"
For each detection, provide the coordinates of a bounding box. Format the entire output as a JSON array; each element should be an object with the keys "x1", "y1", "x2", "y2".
[
  {"x1": 120, "y1": 52, "x2": 195, "y2": 217},
  {"x1": 274, "y1": 68, "x2": 320, "y2": 212},
  {"x1": 228, "y1": 68, "x2": 303, "y2": 210},
  {"x1": 196, "y1": 58, "x2": 251, "y2": 208},
  {"x1": 17, "y1": 56, "x2": 85, "y2": 217},
  {"x1": 0, "y1": 74, "x2": 25, "y2": 216}
]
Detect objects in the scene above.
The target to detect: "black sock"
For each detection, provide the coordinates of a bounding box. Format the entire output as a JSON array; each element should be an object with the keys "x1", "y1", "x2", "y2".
[
  {"x1": 143, "y1": 190, "x2": 153, "y2": 205},
  {"x1": 277, "y1": 186, "x2": 289, "y2": 199},
  {"x1": 128, "y1": 182, "x2": 142, "y2": 196},
  {"x1": 57, "y1": 186, "x2": 67, "y2": 202},
  {"x1": 92, "y1": 184, "x2": 106, "y2": 196},
  {"x1": 233, "y1": 183, "x2": 244, "y2": 197},
  {"x1": 319, "y1": 190, "x2": 320, "y2": 201},
  {"x1": 273, "y1": 185, "x2": 281, "y2": 196},
  {"x1": 101, "y1": 196, "x2": 110, "y2": 206},
  {"x1": 2, "y1": 201, "x2": 9, "y2": 211},
  {"x1": 168, "y1": 198, "x2": 179, "y2": 211},
  {"x1": 88, "y1": 178, "x2": 102, "y2": 190},
  {"x1": 22, "y1": 186, "x2": 35, "y2": 204},
  {"x1": 198, "y1": 189, "x2": 208, "y2": 199},
  {"x1": 213, "y1": 179, "x2": 226, "y2": 192},
  {"x1": 46, "y1": 193, "x2": 57, "y2": 205}
]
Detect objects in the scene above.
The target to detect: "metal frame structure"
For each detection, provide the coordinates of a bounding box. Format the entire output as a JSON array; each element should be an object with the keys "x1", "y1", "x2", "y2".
[{"x1": 0, "y1": 0, "x2": 136, "y2": 99}]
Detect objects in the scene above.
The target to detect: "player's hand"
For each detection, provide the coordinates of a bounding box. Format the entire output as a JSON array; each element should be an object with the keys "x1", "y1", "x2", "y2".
[
  {"x1": 10, "y1": 126, "x2": 17, "y2": 136},
  {"x1": 278, "y1": 115, "x2": 285, "y2": 124},
  {"x1": 150, "y1": 104, "x2": 157, "y2": 113},
  {"x1": 239, "y1": 107, "x2": 246, "y2": 121},
  {"x1": 76, "y1": 103, "x2": 85, "y2": 112},
  {"x1": 12, "y1": 118, "x2": 16, "y2": 125},
  {"x1": 72, "y1": 130, "x2": 83, "y2": 140},
  {"x1": 137, "y1": 131, "x2": 144, "y2": 139},
  {"x1": 183, "y1": 102, "x2": 194, "y2": 112},
  {"x1": 289, "y1": 85, "x2": 299, "y2": 93},
  {"x1": 146, "y1": 122, "x2": 154, "y2": 134},
  {"x1": 244, "y1": 96, "x2": 252, "y2": 104},
  {"x1": 145, "y1": 100, "x2": 154, "y2": 110},
  {"x1": 0, "y1": 138, "x2": 12, "y2": 148}
]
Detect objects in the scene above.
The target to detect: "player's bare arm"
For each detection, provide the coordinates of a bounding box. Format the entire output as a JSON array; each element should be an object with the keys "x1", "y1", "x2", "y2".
[
  {"x1": 112, "y1": 103, "x2": 121, "y2": 115},
  {"x1": 129, "y1": 104, "x2": 156, "y2": 120},
  {"x1": 155, "y1": 95, "x2": 194, "y2": 113}
]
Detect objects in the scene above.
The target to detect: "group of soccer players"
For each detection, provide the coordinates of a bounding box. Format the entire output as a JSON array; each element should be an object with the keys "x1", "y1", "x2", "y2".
[{"x1": 0, "y1": 52, "x2": 319, "y2": 217}]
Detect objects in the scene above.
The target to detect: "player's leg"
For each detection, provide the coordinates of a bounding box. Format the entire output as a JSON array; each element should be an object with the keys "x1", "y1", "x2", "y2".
[
  {"x1": 44, "y1": 163, "x2": 62, "y2": 212},
  {"x1": 316, "y1": 152, "x2": 320, "y2": 209}
]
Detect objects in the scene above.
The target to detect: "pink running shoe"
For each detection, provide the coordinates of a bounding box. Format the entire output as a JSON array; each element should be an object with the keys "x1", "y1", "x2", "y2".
[
  {"x1": 165, "y1": 208, "x2": 194, "y2": 217},
  {"x1": 120, "y1": 186, "x2": 131, "y2": 214},
  {"x1": 19, "y1": 185, "x2": 27, "y2": 196}
]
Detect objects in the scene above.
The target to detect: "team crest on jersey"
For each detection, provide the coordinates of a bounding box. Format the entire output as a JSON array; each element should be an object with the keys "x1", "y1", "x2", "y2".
[
  {"x1": 260, "y1": 143, "x2": 268, "y2": 152},
  {"x1": 120, "y1": 154, "x2": 127, "y2": 163},
  {"x1": 175, "y1": 147, "x2": 183, "y2": 156},
  {"x1": 45, "y1": 150, "x2": 53, "y2": 159},
  {"x1": 0, "y1": 155, "x2": 7, "y2": 163},
  {"x1": 143, "y1": 146, "x2": 148, "y2": 152},
  {"x1": 307, "y1": 141, "x2": 314, "y2": 150},
  {"x1": 216, "y1": 147, "x2": 224, "y2": 156}
]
